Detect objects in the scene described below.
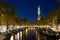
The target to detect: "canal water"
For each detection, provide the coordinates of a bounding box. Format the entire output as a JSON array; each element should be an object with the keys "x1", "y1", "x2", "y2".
[
  {"x1": 14, "y1": 28, "x2": 60, "y2": 40},
  {"x1": 14, "y1": 28, "x2": 40, "y2": 40},
  {"x1": 26, "y1": 29, "x2": 36, "y2": 40},
  {"x1": 22, "y1": 28, "x2": 40, "y2": 40}
]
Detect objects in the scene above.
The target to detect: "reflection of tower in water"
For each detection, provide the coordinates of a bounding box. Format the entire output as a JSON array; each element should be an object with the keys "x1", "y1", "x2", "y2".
[{"x1": 38, "y1": 6, "x2": 41, "y2": 21}]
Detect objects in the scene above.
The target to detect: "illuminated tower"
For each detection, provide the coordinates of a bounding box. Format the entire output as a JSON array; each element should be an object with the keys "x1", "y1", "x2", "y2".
[{"x1": 38, "y1": 6, "x2": 41, "y2": 20}]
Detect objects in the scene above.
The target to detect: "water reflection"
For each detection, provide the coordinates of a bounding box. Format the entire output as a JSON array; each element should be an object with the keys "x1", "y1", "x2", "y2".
[
  {"x1": 27, "y1": 29, "x2": 36, "y2": 40},
  {"x1": 10, "y1": 36, "x2": 13, "y2": 40},
  {"x1": 15, "y1": 28, "x2": 40, "y2": 40},
  {"x1": 20, "y1": 31, "x2": 22, "y2": 40},
  {"x1": 22, "y1": 28, "x2": 40, "y2": 40}
]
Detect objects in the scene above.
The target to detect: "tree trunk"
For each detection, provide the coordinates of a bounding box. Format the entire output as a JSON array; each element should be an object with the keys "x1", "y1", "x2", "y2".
[{"x1": 6, "y1": 21, "x2": 9, "y2": 32}]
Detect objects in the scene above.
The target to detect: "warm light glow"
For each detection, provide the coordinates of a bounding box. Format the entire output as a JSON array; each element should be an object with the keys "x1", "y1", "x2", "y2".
[
  {"x1": 1, "y1": 14, "x2": 4, "y2": 16},
  {"x1": 10, "y1": 25, "x2": 13, "y2": 28},
  {"x1": 20, "y1": 31, "x2": 22, "y2": 40},
  {"x1": 0, "y1": 25, "x2": 6, "y2": 32},
  {"x1": 10, "y1": 36, "x2": 13, "y2": 40},
  {"x1": 36, "y1": 31, "x2": 37, "y2": 37},
  {"x1": 17, "y1": 32, "x2": 19, "y2": 40},
  {"x1": 2, "y1": 25, "x2": 6, "y2": 29},
  {"x1": 25, "y1": 28, "x2": 28, "y2": 36}
]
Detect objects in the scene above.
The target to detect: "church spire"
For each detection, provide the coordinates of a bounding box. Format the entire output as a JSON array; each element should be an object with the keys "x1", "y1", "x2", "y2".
[{"x1": 38, "y1": 5, "x2": 41, "y2": 20}]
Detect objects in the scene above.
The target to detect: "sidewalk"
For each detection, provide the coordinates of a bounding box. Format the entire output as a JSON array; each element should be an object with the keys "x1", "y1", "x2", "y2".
[{"x1": 0, "y1": 35, "x2": 6, "y2": 40}]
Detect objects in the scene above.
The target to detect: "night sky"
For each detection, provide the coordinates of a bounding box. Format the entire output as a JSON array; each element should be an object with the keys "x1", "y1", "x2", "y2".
[{"x1": 5, "y1": 0, "x2": 57, "y2": 22}]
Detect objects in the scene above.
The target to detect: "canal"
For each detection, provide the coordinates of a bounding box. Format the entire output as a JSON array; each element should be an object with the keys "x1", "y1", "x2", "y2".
[
  {"x1": 2, "y1": 27, "x2": 60, "y2": 40},
  {"x1": 16, "y1": 27, "x2": 40, "y2": 40},
  {"x1": 15, "y1": 27, "x2": 60, "y2": 40}
]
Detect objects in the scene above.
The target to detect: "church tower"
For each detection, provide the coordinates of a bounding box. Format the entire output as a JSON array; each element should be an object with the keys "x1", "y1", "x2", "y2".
[{"x1": 38, "y1": 6, "x2": 41, "y2": 20}]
